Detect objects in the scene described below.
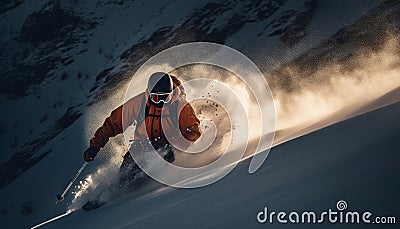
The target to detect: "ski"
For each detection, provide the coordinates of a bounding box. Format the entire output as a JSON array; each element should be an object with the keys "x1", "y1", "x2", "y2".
[{"x1": 81, "y1": 200, "x2": 106, "y2": 211}]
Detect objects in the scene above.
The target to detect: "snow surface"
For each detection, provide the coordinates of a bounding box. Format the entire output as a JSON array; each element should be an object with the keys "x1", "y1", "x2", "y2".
[
  {"x1": 225, "y1": 0, "x2": 379, "y2": 69},
  {"x1": 36, "y1": 94, "x2": 400, "y2": 229}
]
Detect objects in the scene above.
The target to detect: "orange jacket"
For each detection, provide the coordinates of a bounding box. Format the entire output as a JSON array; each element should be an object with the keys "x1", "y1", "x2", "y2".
[{"x1": 90, "y1": 76, "x2": 201, "y2": 150}]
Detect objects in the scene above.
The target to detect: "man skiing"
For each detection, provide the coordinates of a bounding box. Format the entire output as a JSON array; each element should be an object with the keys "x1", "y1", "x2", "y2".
[{"x1": 83, "y1": 72, "x2": 202, "y2": 185}]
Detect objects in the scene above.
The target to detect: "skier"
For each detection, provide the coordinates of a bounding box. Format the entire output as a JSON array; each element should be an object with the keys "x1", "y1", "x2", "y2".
[{"x1": 83, "y1": 72, "x2": 202, "y2": 186}]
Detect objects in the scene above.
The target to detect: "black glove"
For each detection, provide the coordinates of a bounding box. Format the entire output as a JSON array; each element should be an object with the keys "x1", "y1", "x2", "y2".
[{"x1": 83, "y1": 147, "x2": 100, "y2": 162}]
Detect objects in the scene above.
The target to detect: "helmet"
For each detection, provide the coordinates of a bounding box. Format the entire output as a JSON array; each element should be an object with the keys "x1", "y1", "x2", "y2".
[
  {"x1": 147, "y1": 72, "x2": 173, "y2": 104},
  {"x1": 147, "y1": 72, "x2": 173, "y2": 93}
]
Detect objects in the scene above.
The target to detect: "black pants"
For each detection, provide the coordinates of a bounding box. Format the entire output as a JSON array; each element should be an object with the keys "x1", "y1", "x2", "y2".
[{"x1": 118, "y1": 144, "x2": 175, "y2": 187}]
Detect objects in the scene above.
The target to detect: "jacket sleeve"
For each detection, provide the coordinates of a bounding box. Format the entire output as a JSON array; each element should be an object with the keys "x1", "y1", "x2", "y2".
[
  {"x1": 179, "y1": 103, "x2": 201, "y2": 142},
  {"x1": 89, "y1": 95, "x2": 140, "y2": 149},
  {"x1": 171, "y1": 75, "x2": 186, "y2": 96},
  {"x1": 89, "y1": 105, "x2": 124, "y2": 149}
]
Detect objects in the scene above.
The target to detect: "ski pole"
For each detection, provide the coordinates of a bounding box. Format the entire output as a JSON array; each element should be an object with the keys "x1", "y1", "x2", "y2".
[{"x1": 56, "y1": 162, "x2": 88, "y2": 203}]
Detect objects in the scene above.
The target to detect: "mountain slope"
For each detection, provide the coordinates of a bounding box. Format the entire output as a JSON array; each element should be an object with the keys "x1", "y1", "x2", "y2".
[{"x1": 45, "y1": 101, "x2": 400, "y2": 228}]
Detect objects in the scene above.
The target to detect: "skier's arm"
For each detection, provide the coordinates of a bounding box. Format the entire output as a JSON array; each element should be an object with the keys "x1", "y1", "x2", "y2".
[
  {"x1": 89, "y1": 105, "x2": 124, "y2": 149},
  {"x1": 84, "y1": 96, "x2": 141, "y2": 162},
  {"x1": 171, "y1": 75, "x2": 186, "y2": 96},
  {"x1": 89, "y1": 94, "x2": 141, "y2": 150}
]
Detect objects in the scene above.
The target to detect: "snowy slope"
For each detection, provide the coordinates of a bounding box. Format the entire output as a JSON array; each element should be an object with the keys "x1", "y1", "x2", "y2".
[{"x1": 44, "y1": 97, "x2": 400, "y2": 229}]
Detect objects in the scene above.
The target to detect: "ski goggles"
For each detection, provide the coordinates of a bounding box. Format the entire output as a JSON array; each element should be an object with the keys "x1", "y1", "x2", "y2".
[{"x1": 150, "y1": 92, "x2": 173, "y2": 104}]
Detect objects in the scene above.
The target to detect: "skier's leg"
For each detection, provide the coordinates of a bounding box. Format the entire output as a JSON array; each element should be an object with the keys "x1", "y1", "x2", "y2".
[
  {"x1": 119, "y1": 152, "x2": 140, "y2": 187},
  {"x1": 161, "y1": 144, "x2": 175, "y2": 163}
]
